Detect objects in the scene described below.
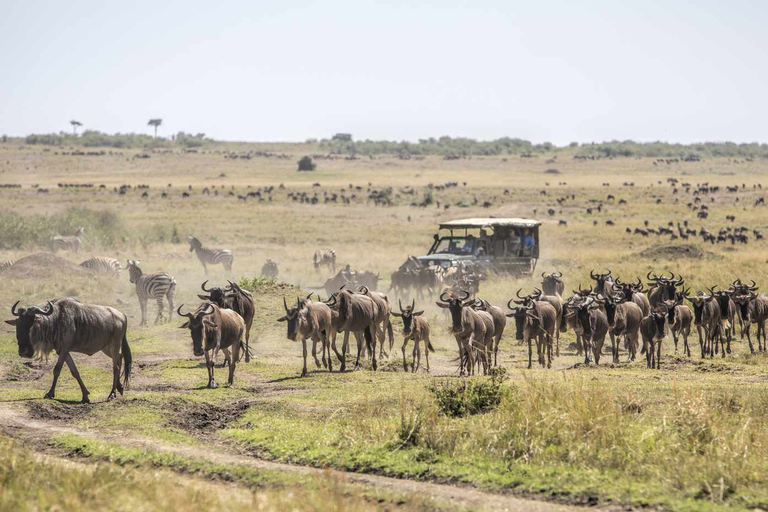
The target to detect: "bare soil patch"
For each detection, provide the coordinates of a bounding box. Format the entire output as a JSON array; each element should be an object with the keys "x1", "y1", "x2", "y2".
[
  {"x1": 26, "y1": 401, "x2": 93, "y2": 422},
  {"x1": 636, "y1": 244, "x2": 716, "y2": 260},
  {"x1": 166, "y1": 397, "x2": 254, "y2": 432},
  {"x1": 1, "y1": 252, "x2": 92, "y2": 280}
]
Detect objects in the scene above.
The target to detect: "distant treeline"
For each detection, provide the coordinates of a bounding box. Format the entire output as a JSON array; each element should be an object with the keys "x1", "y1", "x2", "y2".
[
  {"x1": 24, "y1": 131, "x2": 211, "y2": 149},
  {"x1": 318, "y1": 137, "x2": 768, "y2": 159}
]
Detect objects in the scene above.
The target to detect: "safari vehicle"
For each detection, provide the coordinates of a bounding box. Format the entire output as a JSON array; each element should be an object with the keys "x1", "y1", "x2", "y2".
[{"x1": 417, "y1": 218, "x2": 541, "y2": 275}]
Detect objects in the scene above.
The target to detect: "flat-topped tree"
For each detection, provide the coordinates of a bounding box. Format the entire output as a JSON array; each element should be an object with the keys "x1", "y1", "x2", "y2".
[
  {"x1": 70, "y1": 120, "x2": 82, "y2": 135},
  {"x1": 148, "y1": 118, "x2": 163, "y2": 138}
]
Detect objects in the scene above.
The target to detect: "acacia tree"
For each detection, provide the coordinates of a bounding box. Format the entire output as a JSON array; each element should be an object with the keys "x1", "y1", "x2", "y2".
[
  {"x1": 70, "y1": 120, "x2": 82, "y2": 135},
  {"x1": 147, "y1": 118, "x2": 163, "y2": 138}
]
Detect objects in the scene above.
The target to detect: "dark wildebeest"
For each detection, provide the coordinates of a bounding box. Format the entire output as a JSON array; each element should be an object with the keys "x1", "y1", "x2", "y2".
[
  {"x1": 733, "y1": 292, "x2": 768, "y2": 353},
  {"x1": 541, "y1": 271, "x2": 565, "y2": 297},
  {"x1": 261, "y1": 259, "x2": 279, "y2": 279},
  {"x1": 506, "y1": 299, "x2": 557, "y2": 369},
  {"x1": 472, "y1": 298, "x2": 507, "y2": 367},
  {"x1": 391, "y1": 299, "x2": 434, "y2": 372},
  {"x1": 598, "y1": 293, "x2": 643, "y2": 362},
  {"x1": 199, "y1": 280, "x2": 255, "y2": 362},
  {"x1": 564, "y1": 296, "x2": 609, "y2": 365},
  {"x1": 684, "y1": 289, "x2": 721, "y2": 358},
  {"x1": 646, "y1": 271, "x2": 684, "y2": 308},
  {"x1": 325, "y1": 289, "x2": 377, "y2": 371},
  {"x1": 590, "y1": 269, "x2": 615, "y2": 297},
  {"x1": 278, "y1": 295, "x2": 333, "y2": 376},
  {"x1": 664, "y1": 294, "x2": 693, "y2": 356},
  {"x1": 640, "y1": 306, "x2": 668, "y2": 369},
  {"x1": 178, "y1": 303, "x2": 245, "y2": 388},
  {"x1": 712, "y1": 289, "x2": 735, "y2": 356},
  {"x1": 357, "y1": 285, "x2": 394, "y2": 358},
  {"x1": 435, "y1": 291, "x2": 486, "y2": 375},
  {"x1": 471, "y1": 309, "x2": 496, "y2": 375},
  {"x1": 528, "y1": 288, "x2": 563, "y2": 356},
  {"x1": 313, "y1": 249, "x2": 337, "y2": 273},
  {"x1": 612, "y1": 278, "x2": 650, "y2": 317},
  {"x1": 5, "y1": 298, "x2": 131, "y2": 403}
]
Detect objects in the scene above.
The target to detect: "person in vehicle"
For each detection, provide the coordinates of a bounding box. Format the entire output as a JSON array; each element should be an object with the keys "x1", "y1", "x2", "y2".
[
  {"x1": 461, "y1": 235, "x2": 475, "y2": 254},
  {"x1": 522, "y1": 229, "x2": 535, "y2": 255}
]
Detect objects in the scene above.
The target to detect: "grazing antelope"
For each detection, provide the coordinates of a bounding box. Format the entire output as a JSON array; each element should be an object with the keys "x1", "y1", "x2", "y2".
[{"x1": 188, "y1": 236, "x2": 233, "y2": 274}]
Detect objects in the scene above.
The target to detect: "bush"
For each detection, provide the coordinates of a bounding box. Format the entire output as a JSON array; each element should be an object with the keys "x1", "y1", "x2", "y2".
[
  {"x1": 429, "y1": 367, "x2": 507, "y2": 417},
  {"x1": 0, "y1": 208, "x2": 126, "y2": 250},
  {"x1": 297, "y1": 156, "x2": 316, "y2": 171}
]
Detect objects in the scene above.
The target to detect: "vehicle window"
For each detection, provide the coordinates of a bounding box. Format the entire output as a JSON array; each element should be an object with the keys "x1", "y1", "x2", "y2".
[{"x1": 435, "y1": 237, "x2": 466, "y2": 254}]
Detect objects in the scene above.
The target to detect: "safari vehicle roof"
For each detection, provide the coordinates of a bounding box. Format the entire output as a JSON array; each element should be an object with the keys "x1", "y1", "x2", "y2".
[{"x1": 438, "y1": 218, "x2": 541, "y2": 230}]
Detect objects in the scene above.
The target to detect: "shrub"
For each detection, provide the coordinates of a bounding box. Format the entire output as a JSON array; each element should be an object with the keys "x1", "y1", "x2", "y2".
[
  {"x1": 0, "y1": 208, "x2": 126, "y2": 250},
  {"x1": 429, "y1": 367, "x2": 507, "y2": 417},
  {"x1": 297, "y1": 156, "x2": 316, "y2": 171}
]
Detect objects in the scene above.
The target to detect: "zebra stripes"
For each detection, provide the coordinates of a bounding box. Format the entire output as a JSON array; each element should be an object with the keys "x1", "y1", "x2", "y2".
[
  {"x1": 0, "y1": 260, "x2": 14, "y2": 271},
  {"x1": 79, "y1": 257, "x2": 121, "y2": 276},
  {"x1": 188, "y1": 236, "x2": 233, "y2": 274},
  {"x1": 313, "y1": 249, "x2": 336, "y2": 273},
  {"x1": 127, "y1": 260, "x2": 176, "y2": 326},
  {"x1": 51, "y1": 227, "x2": 85, "y2": 253}
]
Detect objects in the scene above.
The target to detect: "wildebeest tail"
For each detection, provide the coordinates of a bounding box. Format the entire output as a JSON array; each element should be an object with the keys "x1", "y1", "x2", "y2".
[
  {"x1": 428, "y1": 340, "x2": 435, "y2": 352},
  {"x1": 121, "y1": 331, "x2": 132, "y2": 391},
  {"x1": 364, "y1": 326, "x2": 373, "y2": 354},
  {"x1": 386, "y1": 318, "x2": 394, "y2": 350}
]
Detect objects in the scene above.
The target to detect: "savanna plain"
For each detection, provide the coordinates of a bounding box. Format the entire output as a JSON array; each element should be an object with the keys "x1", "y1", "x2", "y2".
[{"x1": 1, "y1": 139, "x2": 768, "y2": 512}]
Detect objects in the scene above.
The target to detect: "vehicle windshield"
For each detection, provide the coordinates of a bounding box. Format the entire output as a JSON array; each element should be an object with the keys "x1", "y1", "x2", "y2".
[{"x1": 434, "y1": 236, "x2": 474, "y2": 255}]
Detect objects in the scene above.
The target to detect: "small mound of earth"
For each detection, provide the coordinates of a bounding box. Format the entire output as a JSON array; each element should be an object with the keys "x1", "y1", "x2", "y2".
[
  {"x1": 166, "y1": 397, "x2": 253, "y2": 432},
  {"x1": 26, "y1": 400, "x2": 93, "y2": 421},
  {"x1": 0, "y1": 252, "x2": 92, "y2": 280},
  {"x1": 636, "y1": 244, "x2": 714, "y2": 260},
  {"x1": 544, "y1": 168, "x2": 561, "y2": 174}
]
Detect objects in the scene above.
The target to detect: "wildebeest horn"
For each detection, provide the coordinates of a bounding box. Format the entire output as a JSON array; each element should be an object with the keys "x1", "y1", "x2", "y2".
[
  {"x1": 541, "y1": 271, "x2": 547, "y2": 278},
  {"x1": 440, "y1": 291, "x2": 451, "y2": 302},
  {"x1": 201, "y1": 303, "x2": 215, "y2": 316},
  {"x1": 358, "y1": 285, "x2": 369, "y2": 294},
  {"x1": 646, "y1": 270, "x2": 658, "y2": 281},
  {"x1": 306, "y1": 292, "x2": 314, "y2": 300},
  {"x1": 516, "y1": 288, "x2": 525, "y2": 299},
  {"x1": 605, "y1": 269, "x2": 612, "y2": 276},
  {"x1": 177, "y1": 304, "x2": 194, "y2": 319},
  {"x1": 667, "y1": 271, "x2": 675, "y2": 280},
  {"x1": 507, "y1": 298, "x2": 517, "y2": 310},
  {"x1": 399, "y1": 299, "x2": 404, "y2": 313},
  {"x1": 749, "y1": 279, "x2": 759, "y2": 291},
  {"x1": 459, "y1": 290, "x2": 470, "y2": 301},
  {"x1": 10, "y1": 301, "x2": 21, "y2": 317},
  {"x1": 554, "y1": 271, "x2": 562, "y2": 277},
  {"x1": 29, "y1": 301, "x2": 54, "y2": 316},
  {"x1": 411, "y1": 299, "x2": 415, "y2": 311},
  {"x1": 590, "y1": 270, "x2": 598, "y2": 279},
  {"x1": 283, "y1": 297, "x2": 290, "y2": 314},
  {"x1": 201, "y1": 280, "x2": 212, "y2": 292}
]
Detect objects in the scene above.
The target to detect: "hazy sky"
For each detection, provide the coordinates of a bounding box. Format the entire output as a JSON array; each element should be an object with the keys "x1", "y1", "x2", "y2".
[{"x1": 2, "y1": 0, "x2": 766, "y2": 144}]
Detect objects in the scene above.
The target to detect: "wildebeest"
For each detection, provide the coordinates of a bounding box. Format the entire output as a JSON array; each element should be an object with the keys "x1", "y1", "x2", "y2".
[
  {"x1": 313, "y1": 249, "x2": 337, "y2": 273},
  {"x1": 51, "y1": 227, "x2": 85, "y2": 253},
  {"x1": 391, "y1": 299, "x2": 433, "y2": 372},
  {"x1": 436, "y1": 291, "x2": 486, "y2": 375},
  {"x1": 664, "y1": 294, "x2": 693, "y2": 356},
  {"x1": 5, "y1": 298, "x2": 131, "y2": 403},
  {"x1": 198, "y1": 280, "x2": 255, "y2": 362},
  {"x1": 261, "y1": 259, "x2": 279, "y2": 279},
  {"x1": 357, "y1": 285, "x2": 394, "y2": 358},
  {"x1": 178, "y1": 303, "x2": 245, "y2": 388},
  {"x1": 472, "y1": 298, "x2": 506, "y2": 367},
  {"x1": 731, "y1": 287, "x2": 768, "y2": 353},
  {"x1": 590, "y1": 269, "x2": 614, "y2": 297},
  {"x1": 127, "y1": 260, "x2": 176, "y2": 326},
  {"x1": 564, "y1": 296, "x2": 609, "y2": 365},
  {"x1": 188, "y1": 236, "x2": 234, "y2": 274},
  {"x1": 506, "y1": 299, "x2": 557, "y2": 369},
  {"x1": 612, "y1": 278, "x2": 650, "y2": 317},
  {"x1": 528, "y1": 288, "x2": 563, "y2": 356},
  {"x1": 646, "y1": 271, "x2": 684, "y2": 308},
  {"x1": 640, "y1": 307, "x2": 667, "y2": 369},
  {"x1": 278, "y1": 295, "x2": 334, "y2": 376},
  {"x1": 685, "y1": 289, "x2": 722, "y2": 358},
  {"x1": 541, "y1": 271, "x2": 565, "y2": 296},
  {"x1": 598, "y1": 293, "x2": 643, "y2": 362},
  {"x1": 325, "y1": 289, "x2": 377, "y2": 371}
]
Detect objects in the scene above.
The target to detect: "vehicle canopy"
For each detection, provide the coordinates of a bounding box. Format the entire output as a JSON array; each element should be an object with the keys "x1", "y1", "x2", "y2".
[{"x1": 418, "y1": 217, "x2": 541, "y2": 274}]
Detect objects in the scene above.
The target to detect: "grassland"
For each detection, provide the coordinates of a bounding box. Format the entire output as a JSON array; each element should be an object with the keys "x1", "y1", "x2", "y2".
[{"x1": 1, "y1": 140, "x2": 768, "y2": 511}]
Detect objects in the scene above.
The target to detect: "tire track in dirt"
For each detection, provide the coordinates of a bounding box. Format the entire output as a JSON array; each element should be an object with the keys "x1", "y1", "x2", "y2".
[{"x1": 0, "y1": 401, "x2": 589, "y2": 512}]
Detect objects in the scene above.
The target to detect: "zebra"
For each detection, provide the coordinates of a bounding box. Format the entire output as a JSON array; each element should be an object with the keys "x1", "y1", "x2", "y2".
[
  {"x1": 51, "y1": 227, "x2": 85, "y2": 253},
  {"x1": 0, "y1": 260, "x2": 14, "y2": 271},
  {"x1": 126, "y1": 260, "x2": 176, "y2": 326},
  {"x1": 313, "y1": 249, "x2": 336, "y2": 273},
  {"x1": 188, "y1": 236, "x2": 233, "y2": 274},
  {"x1": 79, "y1": 257, "x2": 122, "y2": 276}
]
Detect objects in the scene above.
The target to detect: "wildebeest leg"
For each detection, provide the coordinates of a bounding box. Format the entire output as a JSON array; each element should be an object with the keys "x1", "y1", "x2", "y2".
[
  {"x1": 413, "y1": 340, "x2": 420, "y2": 373},
  {"x1": 555, "y1": 324, "x2": 560, "y2": 357},
  {"x1": 204, "y1": 350, "x2": 217, "y2": 388},
  {"x1": 760, "y1": 321, "x2": 766, "y2": 351},
  {"x1": 369, "y1": 325, "x2": 378, "y2": 371},
  {"x1": 64, "y1": 355, "x2": 91, "y2": 403},
  {"x1": 311, "y1": 335, "x2": 322, "y2": 369},
  {"x1": 44, "y1": 350, "x2": 71, "y2": 400},
  {"x1": 301, "y1": 338, "x2": 308, "y2": 377},
  {"x1": 401, "y1": 337, "x2": 410, "y2": 372},
  {"x1": 672, "y1": 328, "x2": 679, "y2": 354},
  {"x1": 575, "y1": 334, "x2": 582, "y2": 356},
  {"x1": 228, "y1": 337, "x2": 240, "y2": 386},
  {"x1": 154, "y1": 296, "x2": 164, "y2": 325},
  {"x1": 696, "y1": 325, "x2": 704, "y2": 358},
  {"x1": 244, "y1": 321, "x2": 251, "y2": 363},
  {"x1": 527, "y1": 335, "x2": 533, "y2": 369},
  {"x1": 424, "y1": 336, "x2": 431, "y2": 371},
  {"x1": 745, "y1": 323, "x2": 754, "y2": 353},
  {"x1": 656, "y1": 338, "x2": 662, "y2": 369},
  {"x1": 339, "y1": 331, "x2": 348, "y2": 372},
  {"x1": 353, "y1": 331, "x2": 364, "y2": 370},
  {"x1": 220, "y1": 347, "x2": 231, "y2": 368}
]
